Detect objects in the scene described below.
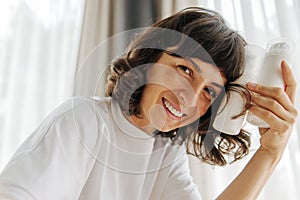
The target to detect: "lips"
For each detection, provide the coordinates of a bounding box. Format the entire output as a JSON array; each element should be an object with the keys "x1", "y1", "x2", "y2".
[{"x1": 162, "y1": 98, "x2": 184, "y2": 119}]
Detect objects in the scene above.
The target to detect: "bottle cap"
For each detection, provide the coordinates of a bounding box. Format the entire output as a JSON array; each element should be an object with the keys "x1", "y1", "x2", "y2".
[{"x1": 266, "y1": 38, "x2": 294, "y2": 56}]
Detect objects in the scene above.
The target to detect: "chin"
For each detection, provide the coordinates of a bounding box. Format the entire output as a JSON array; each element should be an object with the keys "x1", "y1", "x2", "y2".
[{"x1": 156, "y1": 124, "x2": 180, "y2": 133}]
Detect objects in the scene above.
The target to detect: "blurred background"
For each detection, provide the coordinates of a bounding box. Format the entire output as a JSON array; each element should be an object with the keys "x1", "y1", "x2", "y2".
[{"x1": 0, "y1": 0, "x2": 300, "y2": 199}]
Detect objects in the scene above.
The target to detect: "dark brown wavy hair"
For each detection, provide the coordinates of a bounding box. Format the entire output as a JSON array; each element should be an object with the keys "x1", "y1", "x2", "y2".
[{"x1": 106, "y1": 7, "x2": 251, "y2": 166}]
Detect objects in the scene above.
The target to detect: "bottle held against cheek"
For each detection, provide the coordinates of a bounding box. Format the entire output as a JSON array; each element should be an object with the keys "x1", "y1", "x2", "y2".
[
  {"x1": 246, "y1": 38, "x2": 294, "y2": 127},
  {"x1": 212, "y1": 38, "x2": 294, "y2": 135},
  {"x1": 212, "y1": 92, "x2": 248, "y2": 135},
  {"x1": 212, "y1": 44, "x2": 266, "y2": 135}
]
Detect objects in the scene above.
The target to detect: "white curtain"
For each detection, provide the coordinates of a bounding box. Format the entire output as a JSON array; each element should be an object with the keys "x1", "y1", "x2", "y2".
[
  {"x1": 158, "y1": 0, "x2": 300, "y2": 199},
  {"x1": 73, "y1": 0, "x2": 120, "y2": 97},
  {"x1": 0, "y1": 0, "x2": 85, "y2": 169}
]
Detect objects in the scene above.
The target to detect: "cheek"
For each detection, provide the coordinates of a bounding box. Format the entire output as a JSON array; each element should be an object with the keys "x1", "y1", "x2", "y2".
[{"x1": 194, "y1": 100, "x2": 211, "y2": 119}]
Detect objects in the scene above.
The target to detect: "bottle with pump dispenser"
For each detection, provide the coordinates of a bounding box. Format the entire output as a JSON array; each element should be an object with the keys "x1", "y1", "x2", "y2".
[
  {"x1": 246, "y1": 38, "x2": 294, "y2": 127},
  {"x1": 213, "y1": 38, "x2": 294, "y2": 135}
]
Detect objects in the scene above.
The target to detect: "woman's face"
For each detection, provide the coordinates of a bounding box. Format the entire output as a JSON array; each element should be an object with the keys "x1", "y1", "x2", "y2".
[{"x1": 129, "y1": 52, "x2": 227, "y2": 134}]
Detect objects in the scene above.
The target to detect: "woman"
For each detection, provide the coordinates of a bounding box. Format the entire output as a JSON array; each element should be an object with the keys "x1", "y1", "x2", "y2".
[{"x1": 0, "y1": 7, "x2": 297, "y2": 200}]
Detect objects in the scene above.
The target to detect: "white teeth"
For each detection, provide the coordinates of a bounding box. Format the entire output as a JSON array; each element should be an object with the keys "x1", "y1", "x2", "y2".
[{"x1": 163, "y1": 99, "x2": 183, "y2": 118}]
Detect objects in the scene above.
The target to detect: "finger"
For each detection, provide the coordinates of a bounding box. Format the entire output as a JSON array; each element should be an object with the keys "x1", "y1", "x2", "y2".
[
  {"x1": 281, "y1": 60, "x2": 297, "y2": 103},
  {"x1": 250, "y1": 93, "x2": 295, "y2": 123},
  {"x1": 258, "y1": 127, "x2": 268, "y2": 136},
  {"x1": 248, "y1": 105, "x2": 291, "y2": 133},
  {"x1": 247, "y1": 82, "x2": 295, "y2": 112}
]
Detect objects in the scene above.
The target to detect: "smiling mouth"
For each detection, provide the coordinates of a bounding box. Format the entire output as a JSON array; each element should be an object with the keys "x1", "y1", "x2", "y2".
[{"x1": 162, "y1": 98, "x2": 184, "y2": 119}]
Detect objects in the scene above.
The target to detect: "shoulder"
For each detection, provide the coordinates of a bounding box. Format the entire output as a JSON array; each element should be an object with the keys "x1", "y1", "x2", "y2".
[
  {"x1": 46, "y1": 96, "x2": 111, "y2": 121},
  {"x1": 40, "y1": 96, "x2": 112, "y2": 131},
  {"x1": 43, "y1": 96, "x2": 113, "y2": 144},
  {"x1": 0, "y1": 97, "x2": 113, "y2": 198},
  {"x1": 9, "y1": 97, "x2": 113, "y2": 160}
]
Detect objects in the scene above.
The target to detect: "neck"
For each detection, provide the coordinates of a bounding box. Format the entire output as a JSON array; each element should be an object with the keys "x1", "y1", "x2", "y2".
[{"x1": 122, "y1": 111, "x2": 157, "y2": 136}]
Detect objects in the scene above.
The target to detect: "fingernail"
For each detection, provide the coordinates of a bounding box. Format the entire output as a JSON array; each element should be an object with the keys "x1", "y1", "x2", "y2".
[{"x1": 247, "y1": 82, "x2": 256, "y2": 89}]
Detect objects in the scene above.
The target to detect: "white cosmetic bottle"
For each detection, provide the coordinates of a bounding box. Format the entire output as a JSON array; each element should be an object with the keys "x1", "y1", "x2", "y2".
[
  {"x1": 213, "y1": 38, "x2": 294, "y2": 135},
  {"x1": 212, "y1": 44, "x2": 266, "y2": 135},
  {"x1": 246, "y1": 38, "x2": 294, "y2": 127}
]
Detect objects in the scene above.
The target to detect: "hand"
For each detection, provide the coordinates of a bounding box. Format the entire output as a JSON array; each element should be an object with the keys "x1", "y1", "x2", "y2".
[{"x1": 246, "y1": 61, "x2": 298, "y2": 158}]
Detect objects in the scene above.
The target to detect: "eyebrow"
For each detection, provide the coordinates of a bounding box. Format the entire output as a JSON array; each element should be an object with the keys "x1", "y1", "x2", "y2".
[
  {"x1": 185, "y1": 57, "x2": 202, "y2": 74},
  {"x1": 185, "y1": 57, "x2": 224, "y2": 91},
  {"x1": 166, "y1": 51, "x2": 201, "y2": 72},
  {"x1": 166, "y1": 52, "x2": 224, "y2": 91}
]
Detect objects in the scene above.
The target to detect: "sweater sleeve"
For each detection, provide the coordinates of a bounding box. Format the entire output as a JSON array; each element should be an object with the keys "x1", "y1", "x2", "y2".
[{"x1": 0, "y1": 97, "x2": 100, "y2": 200}]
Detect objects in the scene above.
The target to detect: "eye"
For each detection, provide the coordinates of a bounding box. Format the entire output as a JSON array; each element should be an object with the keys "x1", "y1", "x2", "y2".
[
  {"x1": 204, "y1": 87, "x2": 217, "y2": 100},
  {"x1": 178, "y1": 65, "x2": 193, "y2": 76}
]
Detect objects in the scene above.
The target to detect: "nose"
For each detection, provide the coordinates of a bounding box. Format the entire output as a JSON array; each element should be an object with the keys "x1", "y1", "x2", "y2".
[{"x1": 178, "y1": 77, "x2": 206, "y2": 107}]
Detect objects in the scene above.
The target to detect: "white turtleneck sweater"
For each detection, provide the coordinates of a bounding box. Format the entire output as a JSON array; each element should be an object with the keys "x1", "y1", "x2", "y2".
[{"x1": 0, "y1": 97, "x2": 201, "y2": 200}]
